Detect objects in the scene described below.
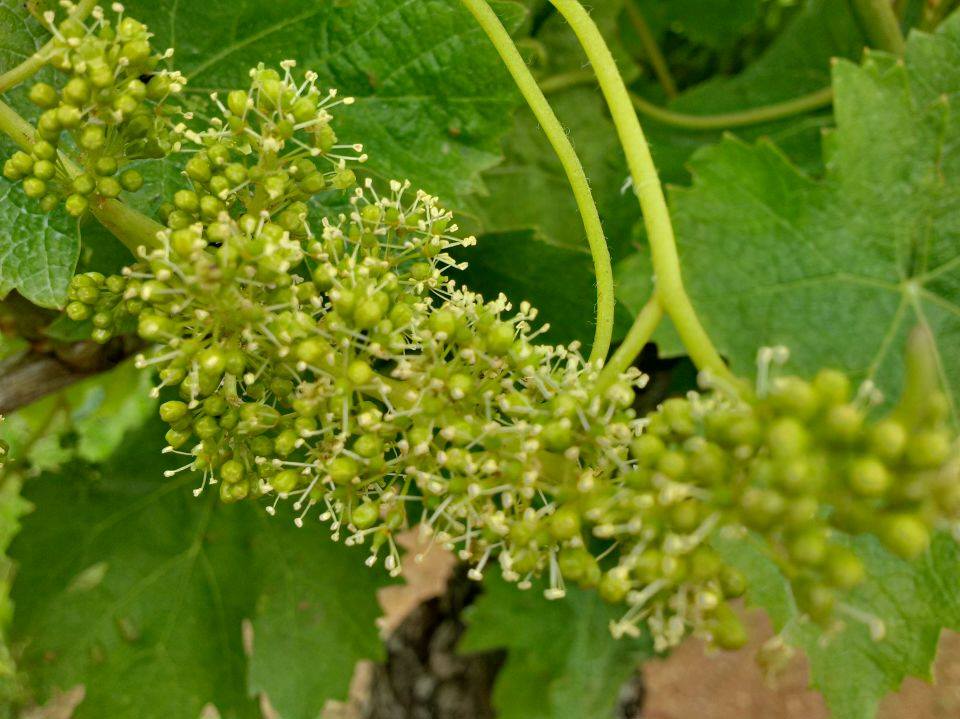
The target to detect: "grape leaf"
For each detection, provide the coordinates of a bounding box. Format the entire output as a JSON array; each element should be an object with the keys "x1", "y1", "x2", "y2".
[
  {"x1": 643, "y1": 0, "x2": 868, "y2": 182},
  {"x1": 0, "y1": 1, "x2": 80, "y2": 309},
  {"x1": 9, "y1": 420, "x2": 390, "y2": 718},
  {"x1": 618, "y1": 15, "x2": 960, "y2": 414},
  {"x1": 247, "y1": 506, "x2": 389, "y2": 719},
  {"x1": 0, "y1": 472, "x2": 31, "y2": 705},
  {"x1": 714, "y1": 531, "x2": 960, "y2": 719},
  {"x1": 9, "y1": 426, "x2": 258, "y2": 718},
  {"x1": 122, "y1": 0, "x2": 526, "y2": 202},
  {"x1": 0, "y1": 179, "x2": 79, "y2": 309},
  {"x1": 460, "y1": 575, "x2": 653, "y2": 719},
  {"x1": 638, "y1": 0, "x2": 765, "y2": 50}
]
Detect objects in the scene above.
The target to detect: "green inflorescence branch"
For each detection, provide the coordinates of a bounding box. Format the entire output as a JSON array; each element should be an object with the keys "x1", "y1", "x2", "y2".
[
  {"x1": 0, "y1": 0, "x2": 98, "y2": 93},
  {"x1": 460, "y1": 0, "x2": 616, "y2": 365},
  {"x1": 0, "y1": 99, "x2": 163, "y2": 254},
  {"x1": 546, "y1": 0, "x2": 736, "y2": 386}
]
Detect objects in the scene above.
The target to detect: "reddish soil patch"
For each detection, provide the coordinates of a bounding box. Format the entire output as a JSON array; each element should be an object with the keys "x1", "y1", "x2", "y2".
[{"x1": 642, "y1": 610, "x2": 960, "y2": 719}]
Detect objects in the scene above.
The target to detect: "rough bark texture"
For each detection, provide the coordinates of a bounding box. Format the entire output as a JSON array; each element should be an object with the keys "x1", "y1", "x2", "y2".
[
  {"x1": 363, "y1": 568, "x2": 645, "y2": 719},
  {"x1": 0, "y1": 293, "x2": 134, "y2": 414},
  {"x1": 364, "y1": 568, "x2": 504, "y2": 719}
]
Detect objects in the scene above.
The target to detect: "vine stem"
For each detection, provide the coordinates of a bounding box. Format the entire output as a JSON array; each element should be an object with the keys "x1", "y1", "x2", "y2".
[
  {"x1": 459, "y1": 0, "x2": 615, "y2": 364},
  {"x1": 594, "y1": 294, "x2": 662, "y2": 394},
  {"x1": 0, "y1": 0, "x2": 98, "y2": 93},
  {"x1": 0, "y1": 99, "x2": 163, "y2": 254},
  {"x1": 850, "y1": 0, "x2": 906, "y2": 54},
  {"x1": 547, "y1": 0, "x2": 736, "y2": 385},
  {"x1": 624, "y1": 1, "x2": 677, "y2": 98},
  {"x1": 629, "y1": 86, "x2": 834, "y2": 131},
  {"x1": 541, "y1": 69, "x2": 834, "y2": 130}
]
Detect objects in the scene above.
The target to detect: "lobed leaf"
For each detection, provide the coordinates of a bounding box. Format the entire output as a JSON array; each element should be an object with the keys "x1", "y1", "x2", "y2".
[
  {"x1": 618, "y1": 13, "x2": 960, "y2": 415},
  {"x1": 9, "y1": 419, "x2": 390, "y2": 718}
]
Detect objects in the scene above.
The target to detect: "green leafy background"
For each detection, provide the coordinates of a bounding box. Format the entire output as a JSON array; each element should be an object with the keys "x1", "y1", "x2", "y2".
[{"x1": 3, "y1": 0, "x2": 960, "y2": 717}]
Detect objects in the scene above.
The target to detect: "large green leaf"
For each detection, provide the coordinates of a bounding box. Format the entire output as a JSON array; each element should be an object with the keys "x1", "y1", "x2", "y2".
[
  {"x1": 638, "y1": 0, "x2": 765, "y2": 50},
  {"x1": 0, "y1": 181, "x2": 78, "y2": 308},
  {"x1": 460, "y1": 576, "x2": 653, "y2": 719},
  {"x1": 9, "y1": 429, "x2": 258, "y2": 718},
  {"x1": 247, "y1": 506, "x2": 388, "y2": 719},
  {"x1": 643, "y1": 0, "x2": 868, "y2": 181},
  {"x1": 0, "y1": 1, "x2": 80, "y2": 308},
  {"x1": 618, "y1": 15, "x2": 960, "y2": 413},
  {"x1": 9, "y1": 420, "x2": 390, "y2": 718},
  {"x1": 122, "y1": 0, "x2": 526, "y2": 202},
  {"x1": 715, "y1": 531, "x2": 960, "y2": 719}
]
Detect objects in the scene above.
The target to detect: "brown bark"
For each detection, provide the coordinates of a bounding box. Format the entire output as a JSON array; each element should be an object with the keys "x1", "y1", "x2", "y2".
[
  {"x1": 363, "y1": 568, "x2": 645, "y2": 719},
  {"x1": 0, "y1": 294, "x2": 134, "y2": 414}
]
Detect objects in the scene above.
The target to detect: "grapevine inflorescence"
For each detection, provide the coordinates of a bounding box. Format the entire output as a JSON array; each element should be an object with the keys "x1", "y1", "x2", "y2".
[
  {"x1": 2, "y1": 3, "x2": 184, "y2": 216},
  {"x1": 3, "y1": 2, "x2": 960, "y2": 656}
]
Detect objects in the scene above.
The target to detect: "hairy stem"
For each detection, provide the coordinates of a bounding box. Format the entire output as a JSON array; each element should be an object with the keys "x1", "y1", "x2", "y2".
[
  {"x1": 460, "y1": 0, "x2": 615, "y2": 364},
  {"x1": 595, "y1": 294, "x2": 663, "y2": 395},
  {"x1": 541, "y1": 69, "x2": 834, "y2": 130},
  {"x1": 0, "y1": 0, "x2": 98, "y2": 93},
  {"x1": 625, "y1": 1, "x2": 677, "y2": 98},
  {"x1": 850, "y1": 0, "x2": 906, "y2": 54},
  {"x1": 547, "y1": 0, "x2": 735, "y2": 385},
  {"x1": 0, "y1": 99, "x2": 163, "y2": 253}
]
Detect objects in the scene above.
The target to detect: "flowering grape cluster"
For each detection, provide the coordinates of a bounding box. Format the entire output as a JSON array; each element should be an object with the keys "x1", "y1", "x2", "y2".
[
  {"x1": 2, "y1": 3, "x2": 183, "y2": 215},
  {"x1": 8, "y1": 6, "x2": 960, "y2": 655},
  {"x1": 68, "y1": 164, "x2": 960, "y2": 650}
]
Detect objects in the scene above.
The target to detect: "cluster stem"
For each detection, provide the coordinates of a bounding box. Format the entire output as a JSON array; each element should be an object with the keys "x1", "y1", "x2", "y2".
[
  {"x1": 0, "y1": 99, "x2": 163, "y2": 254},
  {"x1": 547, "y1": 0, "x2": 736, "y2": 386},
  {"x1": 459, "y1": 0, "x2": 615, "y2": 365},
  {"x1": 594, "y1": 294, "x2": 663, "y2": 395},
  {"x1": 0, "y1": 0, "x2": 98, "y2": 93}
]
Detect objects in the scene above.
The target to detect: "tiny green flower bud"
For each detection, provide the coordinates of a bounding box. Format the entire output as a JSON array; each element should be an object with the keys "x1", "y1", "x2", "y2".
[
  {"x1": 120, "y1": 169, "x2": 144, "y2": 192},
  {"x1": 28, "y1": 82, "x2": 58, "y2": 108},
  {"x1": 159, "y1": 401, "x2": 189, "y2": 423},
  {"x1": 329, "y1": 456, "x2": 359, "y2": 485}
]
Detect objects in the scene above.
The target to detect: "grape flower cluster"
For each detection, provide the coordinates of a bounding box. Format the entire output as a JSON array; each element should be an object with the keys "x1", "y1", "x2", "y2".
[
  {"x1": 8, "y1": 6, "x2": 960, "y2": 654},
  {"x1": 2, "y1": 3, "x2": 184, "y2": 215}
]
